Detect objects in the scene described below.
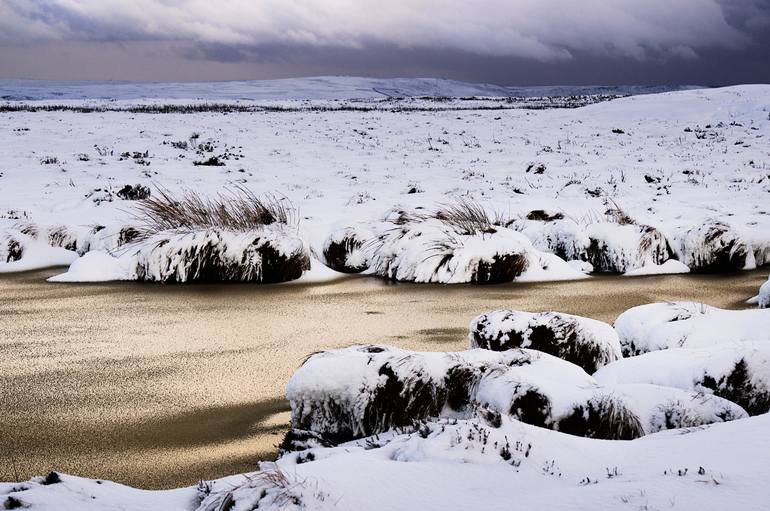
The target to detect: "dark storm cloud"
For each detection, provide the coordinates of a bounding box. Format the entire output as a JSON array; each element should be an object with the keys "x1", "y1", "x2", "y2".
[{"x1": 0, "y1": 0, "x2": 768, "y2": 84}]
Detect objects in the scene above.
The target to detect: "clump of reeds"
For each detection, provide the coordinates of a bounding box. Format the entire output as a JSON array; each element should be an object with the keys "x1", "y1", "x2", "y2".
[
  {"x1": 131, "y1": 186, "x2": 295, "y2": 237},
  {"x1": 433, "y1": 198, "x2": 499, "y2": 235}
]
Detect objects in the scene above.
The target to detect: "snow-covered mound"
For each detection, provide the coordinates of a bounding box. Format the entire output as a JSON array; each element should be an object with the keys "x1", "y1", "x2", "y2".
[
  {"x1": 677, "y1": 220, "x2": 755, "y2": 272},
  {"x1": 513, "y1": 215, "x2": 677, "y2": 273},
  {"x1": 0, "y1": 227, "x2": 78, "y2": 272},
  {"x1": 7, "y1": 412, "x2": 770, "y2": 511},
  {"x1": 585, "y1": 223, "x2": 675, "y2": 273},
  {"x1": 595, "y1": 341, "x2": 770, "y2": 415},
  {"x1": 370, "y1": 218, "x2": 528, "y2": 283},
  {"x1": 286, "y1": 345, "x2": 744, "y2": 444},
  {"x1": 748, "y1": 275, "x2": 770, "y2": 308},
  {"x1": 321, "y1": 226, "x2": 374, "y2": 273},
  {"x1": 368, "y1": 217, "x2": 584, "y2": 284},
  {"x1": 129, "y1": 229, "x2": 310, "y2": 283},
  {"x1": 468, "y1": 309, "x2": 621, "y2": 373},
  {"x1": 51, "y1": 227, "x2": 311, "y2": 283},
  {"x1": 613, "y1": 301, "x2": 770, "y2": 356},
  {"x1": 606, "y1": 383, "x2": 747, "y2": 433},
  {"x1": 0, "y1": 221, "x2": 147, "y2": 272},
  {"x1": 514, "y1": 216, "x2": 589, "y2": 263}
]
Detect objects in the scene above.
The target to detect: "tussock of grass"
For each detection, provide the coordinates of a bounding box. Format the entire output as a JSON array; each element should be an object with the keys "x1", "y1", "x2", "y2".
[
  {"x1": 131, "y1": 186, "x2": 295, "y2": 238},
  {"x1": 433, "y1": 198, "x2": 499, "y2": 235}
]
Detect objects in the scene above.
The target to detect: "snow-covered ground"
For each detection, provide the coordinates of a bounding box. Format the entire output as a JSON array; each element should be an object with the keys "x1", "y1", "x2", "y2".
[
  {"x1": 4, "y1": 413, "x2": 770, "y2": 511},
  {"x1": 1, "y1": 82, "x2": 769, "y2": 282}
]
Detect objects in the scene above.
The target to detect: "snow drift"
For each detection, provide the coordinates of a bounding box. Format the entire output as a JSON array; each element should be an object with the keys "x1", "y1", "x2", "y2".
[
  {"x1": 595, "y1": 341, "x2": 770, "y2": 415},
  {"x1": 613, "y1": 301, "x2": 770, "y2": 356},
  {"x1": 0, "y1": 226, "x2": 79, "y2": 271},
  {"x1": 468, "y1": 309, "x2": 621, "y2": 373},
  {"x1": 5, "y1": 413, "x2": 770, "y2": 511}
]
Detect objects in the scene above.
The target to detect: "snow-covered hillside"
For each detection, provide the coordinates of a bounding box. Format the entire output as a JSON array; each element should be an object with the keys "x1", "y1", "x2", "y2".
[
  {"x1": 1, "y1": 83, "x2": 768, "y2": 281},
  {"x1": 0, "y1": 76, "x2": 696, "y2": 102}
]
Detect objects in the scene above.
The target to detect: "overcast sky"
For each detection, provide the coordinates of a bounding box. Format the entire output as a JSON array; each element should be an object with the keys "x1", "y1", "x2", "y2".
[{"x1": 1, "y1": 0, "x2": 768, "y2": 85}]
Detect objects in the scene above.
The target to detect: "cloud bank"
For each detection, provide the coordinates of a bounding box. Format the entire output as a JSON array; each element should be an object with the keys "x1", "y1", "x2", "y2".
[{"x1": 0, "y1": 0, "x2": 768, "y2": 83}]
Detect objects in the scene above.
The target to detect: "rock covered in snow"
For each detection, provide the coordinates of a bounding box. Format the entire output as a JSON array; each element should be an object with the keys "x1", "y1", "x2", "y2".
[
  {"x1": 128, "y1": 228, "x2": 310, "y2": 283},
  {"x1": 514, "y1": 216, "x2": 676, "y2": 273},
  {"x1": 613, "y1": 301, "x2": 770, "y2": 356},
  {"x1": 515, "y1": 217, "x2": 589, "y2": 263},
  {"x1": 48, "y1": 250, "x2": 129, "y2": 282},
  {"x1": 595, "y1": 341, "x2": 770, "y2": 415},
  {"x1": 584, "y1": 222, "x2": 675, "y2": 273},
  {"x1": 367, "y1": 215, "x2": 584, "y2": 284},
  {"x1": 369, "y1": 218, "x2": 531, "y2": 283},
  {"x1": 468, "y1": 309, "x2": 622, "y2": 373},
  {"x1": 321, "y1": 226, "x2": 374, "y2": 273},
  {"x1": 286, "y1": 345, "x2": 745, "y2": 445},
  {"x1": 53, "y1": 226, "x2": 312, "y2": 283},
  {"x1": 677, "y1": 220, "x2": 755, "y2": 272}
]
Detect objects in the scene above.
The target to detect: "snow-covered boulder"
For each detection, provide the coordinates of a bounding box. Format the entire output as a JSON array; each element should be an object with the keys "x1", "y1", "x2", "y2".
[
  {"x1": 48, "y1": 251, "x2": 130, "y2": 282},
  {"x1": 515, "y1": 217, "x2": 589, "y2": 263},
  {"x1": 677, "y1": 220, "x2": 755, "y2": 272},
  {"x1": 584, "y1": 222, "x2": 675, "y2": 273},
  {"x1": 613, "y1": 301, "x2": 770, "y2": 356},
  {"x1": 515, "y1": 216, "x2": 676, "y2": 273},
  {"x1": 128, "y1": 228, "x2": 310, "y2": 283},
  {"x1": 367, "y1": 213, "x2": 586, "y2": 284},
  {"x1": 623, "y1": 259, "x2": 690, "y2": 276},
  {"x1": 286, "y1": 345, "x2": 744, "y2": 445},
  {"x1": 53, "y1": 227, "x2": 312, "y2": 283},
  {"x1": 321, "y1": 226, "x2": 374, "y2": 273},
  {"x1": 468, "y1": 310, "x2": 622, "y2": 373},
  {"x1": 369, "y1": 218, "x2": 533, "y2": 283},
  {"x1": 595, "y1": 341, "x2": 770, "y2": 415}
]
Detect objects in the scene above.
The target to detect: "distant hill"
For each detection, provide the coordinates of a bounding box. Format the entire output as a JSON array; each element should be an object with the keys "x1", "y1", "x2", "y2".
[{"x1": 0, "y1": 76, "x2": 702, "y2": 102}]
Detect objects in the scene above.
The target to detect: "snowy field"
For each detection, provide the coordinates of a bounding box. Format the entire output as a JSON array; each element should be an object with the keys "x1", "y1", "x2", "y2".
[
  {"x1": 1, "y1": 80, "x2": 769, "y2": 287},
  {"x1": 1, "y1": 78, "x2": 770, "y2": 509}
]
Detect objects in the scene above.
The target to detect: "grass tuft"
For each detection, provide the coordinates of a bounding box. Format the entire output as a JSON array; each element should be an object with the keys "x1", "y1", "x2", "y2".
[
  {"x1": 433, "y1": 198, "x2": 498, "y2": 235},
  {"x1": 130, "y1": 186, "x2": 295, "y2": 239}
]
